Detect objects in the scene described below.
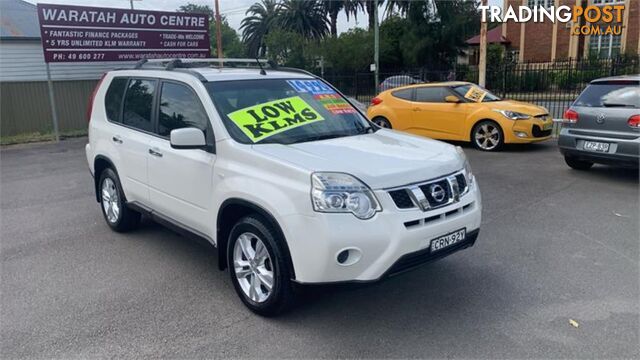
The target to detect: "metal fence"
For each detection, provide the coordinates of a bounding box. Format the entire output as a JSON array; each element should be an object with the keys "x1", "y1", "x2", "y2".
[{"x1": 323, "y1": 56, "x2": 640, "y2": 119}]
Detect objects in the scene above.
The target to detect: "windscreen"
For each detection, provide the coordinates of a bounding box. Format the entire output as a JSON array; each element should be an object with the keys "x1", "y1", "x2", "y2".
[
  {"x1": 574, "y1": 82, "x2": 640, "y2": 108},
  {"x1": 206, "y1": 79, "x2": 373, "y2": 144}
]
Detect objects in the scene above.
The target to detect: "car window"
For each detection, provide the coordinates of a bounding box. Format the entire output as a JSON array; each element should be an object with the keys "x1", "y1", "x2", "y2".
[
  {"x1": 158, "y1": 82, "x2": 209, "y2": 137},
  {"x1": 105, "y1": 77, "x2": 128, "y2": 123},
  {"x1": 415, "y1": 87, "x2": 449, "y2": 103},
  {"x1": 392, "y1": 89, "x2": 413, "y2": 101},
  {"x1": 206, "y1": 78, "x2": 373, "y2": 144},
  {"x1": 122, "y1": 78, "x2": 156, "y2": 132},
  {"x1": 574, "y1": 82, "x2": 640, "y2": 108}
]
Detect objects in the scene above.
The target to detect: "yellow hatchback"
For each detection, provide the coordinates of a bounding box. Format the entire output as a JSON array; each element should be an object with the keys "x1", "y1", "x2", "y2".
[{"x1": 367, "y1": 82, "x2": 553, "y2": 151}]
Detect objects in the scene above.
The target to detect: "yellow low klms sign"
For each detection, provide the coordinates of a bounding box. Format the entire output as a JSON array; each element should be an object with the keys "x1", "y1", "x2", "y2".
[{"x1": 227, "y1": 96, "x2": 324, "y2": 142}]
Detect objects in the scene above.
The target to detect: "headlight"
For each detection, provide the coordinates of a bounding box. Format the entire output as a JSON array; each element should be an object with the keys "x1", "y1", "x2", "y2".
[
  {"x1": 311, "y1": 172, "x2": 381, "y2": 220},
  {"x1": 495, "y1": 109, "x2": 530, "y2": 120},
  {"x1": 455, "y1": 146, "x2": 474, "y2": 186}
]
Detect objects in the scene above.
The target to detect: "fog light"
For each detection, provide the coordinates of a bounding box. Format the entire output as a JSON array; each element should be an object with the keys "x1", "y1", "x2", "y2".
[
  {"x1": 336, "y1": 248, "x2": 362, "y2": 266},
  {"x1": 515, "y1": 131, "x2": 527, "y2": 138}
]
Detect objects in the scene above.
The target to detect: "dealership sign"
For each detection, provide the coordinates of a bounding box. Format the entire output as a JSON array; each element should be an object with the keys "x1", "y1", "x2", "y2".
[{"x1": 37, "y1": 4, "x2": 211, "y2": 62}]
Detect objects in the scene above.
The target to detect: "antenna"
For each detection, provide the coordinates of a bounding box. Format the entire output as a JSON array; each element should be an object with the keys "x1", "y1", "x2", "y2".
[{"x1": 256, "y1": 57, "x2": 267, "y2": 75}]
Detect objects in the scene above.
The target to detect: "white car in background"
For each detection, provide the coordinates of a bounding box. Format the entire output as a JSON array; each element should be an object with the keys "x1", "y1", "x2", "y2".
[{"x1": 85, "y1": 59, "x2": 482, "y2": 316}]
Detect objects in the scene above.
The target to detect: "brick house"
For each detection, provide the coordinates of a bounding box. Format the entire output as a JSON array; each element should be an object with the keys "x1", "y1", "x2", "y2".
[{"x1": 494, "y1": 0, "x2": 639, "y2": 62}]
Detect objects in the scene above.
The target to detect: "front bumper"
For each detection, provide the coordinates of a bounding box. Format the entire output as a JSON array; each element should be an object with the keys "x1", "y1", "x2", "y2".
[
  {"x1": 282, "y1": 183, "x2": 482, "y2": 283},
  {"x1": 505, "y1": 118, "x2": 553, "y2": 144},
  {"x1": 558, "y1": 128, "x2": 640, "y2": 168}
]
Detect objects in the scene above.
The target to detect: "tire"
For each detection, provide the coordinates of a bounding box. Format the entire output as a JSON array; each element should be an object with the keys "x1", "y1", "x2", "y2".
[
  {"x1": 228, "y1": 215, "x2": 295, "y2": 316},
  {"x1": 564, "y1": 155, "x2": 593, "y2": 170},
  {"x1": 471, "y1": 120, "x2": 504, "y2": 151},
  {"x1": 98, "y1": 168, "x2": 141, "y2": 232},
  {"x1": 372, "y1": 117, "x2": 392, "y2": 129}
]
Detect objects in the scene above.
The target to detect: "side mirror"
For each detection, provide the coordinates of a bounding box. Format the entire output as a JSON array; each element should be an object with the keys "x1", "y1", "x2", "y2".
[
  {"x1": 445, "y1": 95, "x2": 461, "y2": 103},
  {"x1": 170, "y1": 127, "x2": 206, "y2": 150}
]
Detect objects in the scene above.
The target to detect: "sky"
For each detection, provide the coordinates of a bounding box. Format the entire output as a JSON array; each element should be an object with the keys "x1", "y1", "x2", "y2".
[{"x1": 26, "y1": 0, "x2": 503, "y2": 35}]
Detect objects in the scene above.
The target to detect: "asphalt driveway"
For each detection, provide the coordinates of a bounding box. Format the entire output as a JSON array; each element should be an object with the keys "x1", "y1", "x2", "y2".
[{"x1": 1, "y1": 137, "x2": 638, "y2": 358}]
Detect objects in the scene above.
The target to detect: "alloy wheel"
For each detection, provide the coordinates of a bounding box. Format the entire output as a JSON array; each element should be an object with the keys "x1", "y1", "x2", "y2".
[
  {"x1": 101, "y1": 178, "x2": 120, "y2": 224},
  {"x1": 475, "y1": 123, "x2": 501, "y2": 150},
  {"x1": 233, "y1": 232, "x2": 275, "y2": 303}
]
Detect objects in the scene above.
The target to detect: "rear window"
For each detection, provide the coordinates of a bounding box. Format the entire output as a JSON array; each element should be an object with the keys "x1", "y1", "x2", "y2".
[
  {"x1": 391, "y1": 89, "x2": 413, "y2": 101},
  {"x1": 105, "y1": 77, "x2": 128, "y2": 123},
  {"x1": 574, "y1": 82, "x2": 640, "y2": 108},
  {"x1": 122, "y1": 78, "x2": 156, "y2": 132}
]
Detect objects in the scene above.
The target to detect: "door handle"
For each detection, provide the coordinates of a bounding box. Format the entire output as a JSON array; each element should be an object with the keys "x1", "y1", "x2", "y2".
[
  {"x1": 412, "y1": 107, "x2": 421, "y2": 112},
  {"x1": 112, "y1": 136, "x2": 123, "y2": 144},
  {"x1": 148, "y1": 148, "x2": 163, "y2": 158}
]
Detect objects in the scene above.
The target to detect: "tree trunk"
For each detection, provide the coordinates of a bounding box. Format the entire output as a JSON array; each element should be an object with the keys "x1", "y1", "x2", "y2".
[{"x1": 330, "y1": 10, "x2": 338, "y2": 37}]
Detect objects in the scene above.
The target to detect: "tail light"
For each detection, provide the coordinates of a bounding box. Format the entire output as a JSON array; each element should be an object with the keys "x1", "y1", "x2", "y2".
[
  {"x1": 628, "y1": 115, "x2": 640, "y2": 128},
  {"x1": 87, "y1": 73, "x2": 106, "y2": 122},
  {"x1": 563, "y1": 108, "x2": 579, "y2": 123},
  {"x1": 371, "y1": 97, "x2": 383, "y2": 106}
]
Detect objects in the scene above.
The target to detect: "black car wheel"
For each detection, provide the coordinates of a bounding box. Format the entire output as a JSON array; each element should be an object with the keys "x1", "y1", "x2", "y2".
[
  {"x1": 98, "y1": 168, "x2": 141, "y2": 232},
  {"x1": 228, "y1": 215, "x2": 295, "y2": 316},
  {"x1": 564, "y1": 155, "x2": 594, "y2": 170}
]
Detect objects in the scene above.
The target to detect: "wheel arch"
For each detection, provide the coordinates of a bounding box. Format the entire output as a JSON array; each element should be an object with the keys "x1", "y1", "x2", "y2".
[
  {"x1": 216, "y1": 198, "x2": 296, "y2": 279},
  {"x1": 93, "y1": 155, "x2": 118, "y2": 203},
  {"x1": 371, "y1": 116, "x2": 392, "y2": 129}
]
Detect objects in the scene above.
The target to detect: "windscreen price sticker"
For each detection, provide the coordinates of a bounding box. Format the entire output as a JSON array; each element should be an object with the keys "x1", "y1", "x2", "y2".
[
  {"x1": 464, "y1": 86, "x2": 487, "y2": 102},
  {"x1": 227, "y1": 96, "x2": 324, "y2": 143},
  {"x1": 287, "y1": 80, "x2": 335, "y2": 95}
]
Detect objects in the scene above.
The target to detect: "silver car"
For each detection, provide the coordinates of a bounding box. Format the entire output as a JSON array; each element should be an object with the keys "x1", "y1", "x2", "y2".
[
  {"x1": 379, "y1": 75, "x2": 422, "y2": 92},
  {"x1": 558, "y1": 75, "x2": 639, "y2": 170}
]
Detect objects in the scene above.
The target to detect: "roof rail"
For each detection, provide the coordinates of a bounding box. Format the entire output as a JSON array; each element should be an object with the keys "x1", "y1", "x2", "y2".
[{"x1": 130, "y1": 57, "x2": 318, "y2": 80}]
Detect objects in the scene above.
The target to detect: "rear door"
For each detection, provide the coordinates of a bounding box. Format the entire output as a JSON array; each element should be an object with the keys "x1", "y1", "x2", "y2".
[
  {"x1": 412, "y1": 86, "x2": 468, "y2": 140},
  {"x1": 110, "y1": 77, "x2": 157, "y2": 204},
  {"x1": 146, "y1": 80, "x2": 215, "y2": 234},
  {"x1": 387, "y1": 88, "x2": 415, "y2": 131},
  {"x1": 572, "y1": 80, "x2": 640, "y2": 135}
]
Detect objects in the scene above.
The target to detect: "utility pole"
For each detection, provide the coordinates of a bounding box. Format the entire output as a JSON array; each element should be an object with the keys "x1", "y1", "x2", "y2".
[
  {"x1": 129, "y1": 0, "x2": 134, "y2": 9},
  {"x1": 214, "y1": 0, "x2": 223, "y2": 64},
  {"x1": 373, "y1": 0, "x2": 379, "y2": 93},
  {"x1": 478, "y1": 0, "x2": 488, "y2": 87}
]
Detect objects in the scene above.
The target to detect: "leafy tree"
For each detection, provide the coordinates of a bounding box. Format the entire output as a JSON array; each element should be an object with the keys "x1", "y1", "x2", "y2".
[
  {"x1": 177, "y1": 3, "x2": 213, "y2": 18},
  {"x1": 264, "y1": 29, "x2": 307, "y2": 68},
  {"x1": 212, "y1": 17, "x2": 246, "y2": 58},
  {"x1": 240, "y1": 0, "x2": 279, "y2": 57},
  {"x1": 178, "y1": 3, "x2": 245, "y2": 58}
]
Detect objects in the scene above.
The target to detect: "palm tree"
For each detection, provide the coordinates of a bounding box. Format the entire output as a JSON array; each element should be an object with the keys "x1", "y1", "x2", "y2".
[
  {"x1": 240, "y1": 0, "x2": 279, "y2": 57},
  {"x1": 362, "y1": 0, "x2": 385, "y2": 30},
  {"x1": 384, "y1": 0, "x2": 410, "y2": 18},
  {"x1": 277, "y1": 0, "x2": 329, "y2": 40},
  {"x1": 323, "y1": 0, "x2": 362, "y2": 38}
]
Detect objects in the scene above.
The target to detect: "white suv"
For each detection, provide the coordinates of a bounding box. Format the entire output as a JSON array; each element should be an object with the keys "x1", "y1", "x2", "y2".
[{"x1": 86, "y1": 59, "x2": 482, "y2": 316}]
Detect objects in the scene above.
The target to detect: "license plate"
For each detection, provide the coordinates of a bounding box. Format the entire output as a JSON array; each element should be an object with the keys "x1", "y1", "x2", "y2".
[
  {"x1": 584, "y1": 141, "x2": 609, "y2": 152},
  {"x1": 430, "y1": 228, "x2": 466, "y2": 253},
  {"x1": 543, "y1": 122, "x2": 553, "y2": 130}
]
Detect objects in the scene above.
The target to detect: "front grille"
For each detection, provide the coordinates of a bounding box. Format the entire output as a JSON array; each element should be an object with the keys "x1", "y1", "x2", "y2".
[
  {"x1": 389, "y1": 190, "x2": 415, "y2": 209},
  {"x1": 387, "y1": 171, "x2": 469, "y2": 210},
  {"x1": 532, "y1": 125, "x2": 552, "y2": 137},
  {"x1": 419, "y1": 179, "x2": 451, "y2": 208}
]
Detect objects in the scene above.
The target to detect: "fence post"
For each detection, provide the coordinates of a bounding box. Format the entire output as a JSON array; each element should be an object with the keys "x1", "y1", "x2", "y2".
[
  {"x1": 354, "y1": 72, "x2": 359, "y2": 100},
  {"x1": 502, "y1": 62, "x2": 507, "y2": 98}
]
